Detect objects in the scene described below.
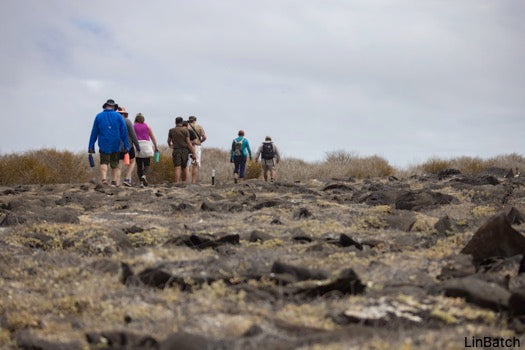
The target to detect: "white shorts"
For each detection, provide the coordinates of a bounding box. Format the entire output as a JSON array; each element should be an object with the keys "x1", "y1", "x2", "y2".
[{"x1": 189, "y1": 145, "x2": 202, "y2": 167}]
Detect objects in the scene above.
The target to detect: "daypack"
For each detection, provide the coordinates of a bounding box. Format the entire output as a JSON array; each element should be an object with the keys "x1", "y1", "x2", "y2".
[
  {"x1": 233, "y1": 138, "x2": 243, "y2": 156},
  {"x1": 261, "y1": 142, "x2": 274, "y2": 160}
]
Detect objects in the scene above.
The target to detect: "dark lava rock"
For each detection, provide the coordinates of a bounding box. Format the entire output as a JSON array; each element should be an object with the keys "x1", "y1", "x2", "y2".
[
  {"x1": 339, "y1": 234, "x2": 363, "y2": 250},
  {"x1": 200, "y1": 201, "x2": 217, "y2": 211},
  {"x1": 160, "y1": 332, "x2": 224, "y2": 350},
  {"x1": 395, "y1": 190, "x2": 455, "y2": 211},
  {"x1": 357, "y1": 190, "x2": 399, "y2": 206},
  {"x1": 292, "y1": 235, "x2": 313, "y2": 243},
  {"x1": 165, "y1": 234, "x2": 240, "y2": 250},
  {"x1": 437, "y1": 254, "x2": 476, "y2": 281},
  {"x1": 507, "y1": 207, "x2": 525, "y2": 226},
  {"x1": 452, "y1": 175, "x2": 500, "y2": 186},
  {"x1": 434, "y1": 215, "x2": 452, "y2": 234},
  {"x1": 293, "y1": 207, "x2": 312, "y2": 219},
  {"x1": 298, "y1": 268, "x2": 366, "y2": 297},
  {"x1": 124, "y1": 225, "x2": 144, "y2": 234},
  {"x1": 86, "y1": 331, "x2": 159, "y2": 349},
  {"x1": 248, "y1": 230, "x2": 273, "y2": 242},
  {"x1": 441, "y1": 276, "x2": 510, "y2": 311},
  {"x1": 438, "y1": 168, "x2": 461, "y2": 179},
  {"x1": 23, "y1": 233, "x2": 54, "y2": 250},
  {"x1": 253, "y1": 200, "x2": 281, "y2": 210},
  {"x1": 384, "y1": 212, "x2": 417, "y2": 232},
  {"x1": 0, "y1": 212, "x2": 26, "y2": 226},
  {"x1": 108, "y1": 230, "x2": 133, "y2": 251},
  {"x1": 480, "y1": 167, "x2": 513, "y2": 178},
  {"x1": 271, "y1": 261, "x2": 328, "y2": 282},
  {"x1": 509, "y1": 289, "x2": 525, "y2": 315},
  {"x1": 322, "y1": 183, "x2": 354, "y2": 192},
  {"x1": 17, "y1": 331, "x2": 83, "y2": 350},
  {"x1": 461, "y1": 213, "x2": 525, "y2": 264}
]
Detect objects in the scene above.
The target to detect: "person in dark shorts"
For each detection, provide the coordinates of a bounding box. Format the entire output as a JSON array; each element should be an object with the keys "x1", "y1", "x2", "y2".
[
  {"x1": 167, "y1": 117, "x2": 195, "y2": 183},
  {"x1": 88, "y1": 99, "x2": 129, "y2": 186},
  {"x1": 117, "y1": 106, "x2": 140, "y2": 187}
]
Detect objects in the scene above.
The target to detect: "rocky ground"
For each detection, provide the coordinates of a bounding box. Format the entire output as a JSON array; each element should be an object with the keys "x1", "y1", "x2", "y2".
[{"x1": 2, "y1": 168, "x2": 525, "y2": 349}]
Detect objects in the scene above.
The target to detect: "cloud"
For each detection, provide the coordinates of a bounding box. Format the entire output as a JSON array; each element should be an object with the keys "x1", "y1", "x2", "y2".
[{"x1": 0, "y1": 0, "x2": 524, "y2": 167}]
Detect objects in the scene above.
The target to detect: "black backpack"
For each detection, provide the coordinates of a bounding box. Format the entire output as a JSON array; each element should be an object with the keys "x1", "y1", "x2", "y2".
[
  {"x1": 261, "y1": 142, "x2": 274, "y2": 160},
  {"x1": 232, "y1": 138, "x2": 243, "y2": 156}
]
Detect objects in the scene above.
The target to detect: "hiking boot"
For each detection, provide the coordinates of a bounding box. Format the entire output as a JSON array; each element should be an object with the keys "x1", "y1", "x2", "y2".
[
  {"x1": 122, "y1": 179, "x2": 132, "y2": 187},
  {"x1": 141, "y1": 175, "x2": 148, "y2": 187},
  {"x1": 101, "y1": 179, "x2": 109, "y2": 186},
  {"x1": 110, "y1": 181, "x2": 118, "y2": 187}
]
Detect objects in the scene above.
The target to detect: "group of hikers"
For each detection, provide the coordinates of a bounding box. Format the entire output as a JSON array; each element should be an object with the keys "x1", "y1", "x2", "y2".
[{"x1": 88, "y1": 98, "x2": 280, "y2": 187}]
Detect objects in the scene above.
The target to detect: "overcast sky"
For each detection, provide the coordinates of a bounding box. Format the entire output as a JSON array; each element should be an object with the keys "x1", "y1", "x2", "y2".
[{"x1": 1, "y1": 0, "x2": 524, "y2": 167}]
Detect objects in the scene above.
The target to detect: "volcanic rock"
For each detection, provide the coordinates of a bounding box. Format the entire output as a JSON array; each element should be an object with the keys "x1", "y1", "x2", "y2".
[
  {"x1": 461, "y1": 213, "x2": 525, "y2": 264},
  {"x1": 441, "y1": 276, "x2": 511, "y2": 311}
]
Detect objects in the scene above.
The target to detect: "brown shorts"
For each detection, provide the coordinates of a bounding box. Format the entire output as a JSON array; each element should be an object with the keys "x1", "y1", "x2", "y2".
[
  {"x1": 172, "y1": 148, "x2": 189, "y2": 168},
  {"x1": 261, "y1": 159, "x2": 275, "y2": 172},
  {"x1": 99, "y1": 152, "x2": 120, "y2": 169},
  {"x1": 119, "y1": 147, "x2": 135, "y2": 160}
]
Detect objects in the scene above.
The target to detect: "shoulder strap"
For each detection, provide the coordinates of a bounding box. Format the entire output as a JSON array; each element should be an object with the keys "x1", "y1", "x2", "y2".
[{"x1": 190, "y1": 124, "x2": 201, "y2": 139}]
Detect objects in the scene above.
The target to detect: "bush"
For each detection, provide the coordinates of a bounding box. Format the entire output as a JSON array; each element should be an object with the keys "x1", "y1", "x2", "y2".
[{"x1": 0, "y1": 149, "x2": 90, "y2": 185}]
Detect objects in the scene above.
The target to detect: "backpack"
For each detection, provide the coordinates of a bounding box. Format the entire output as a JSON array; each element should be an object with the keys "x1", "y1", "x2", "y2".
[
  {"x1": 261, "y1": 142, "x2": 274, "y2": 160},
  {"x1": 233, "y1": 138, "x2": 243, "y2": 156}
]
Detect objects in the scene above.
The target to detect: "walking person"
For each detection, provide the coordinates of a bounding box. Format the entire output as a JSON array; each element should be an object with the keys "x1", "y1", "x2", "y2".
[
  {"x1": 134, "y1": 113, "x2": 159, "y2": 187},
  {"x1": 88, "y1": 99, "x2": 129, "y2": 186},
  {"x1": 230, "y1": 130, "x2": 252, "y2": 183},
  {"x1": 255, "y1": 136, "x2": 281, "y2": 182},
  {"x1": 117, "y1": 107, "x2": 140, "y2": 187},
  {"x1": 188, "y1": 116, "x2": 206, "y2": 184},
  {"x1": 167, "y1": 117, "x2": 196, "y2": 183}
]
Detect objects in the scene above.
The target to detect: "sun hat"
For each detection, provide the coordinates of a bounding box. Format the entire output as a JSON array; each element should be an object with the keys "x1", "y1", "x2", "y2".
[
  {"x1": 189, "y1": 116, "x2": 197, "y2": 122},
  {"x1": 117, "y1": 107, "x2": 128, "y2": 115},
  {"x1": 102, "y1": 99, "x2": 117, "y2": 109}
]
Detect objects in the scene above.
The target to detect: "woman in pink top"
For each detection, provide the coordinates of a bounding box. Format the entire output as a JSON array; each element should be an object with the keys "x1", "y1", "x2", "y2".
[{"x1": 134, "y1": 113, "x2": 159, "y2": 187}]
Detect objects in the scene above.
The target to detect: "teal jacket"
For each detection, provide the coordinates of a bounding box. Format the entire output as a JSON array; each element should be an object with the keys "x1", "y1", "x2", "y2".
[{"x1": 231, "y1": 137, "x2": 252, "y2": 159}]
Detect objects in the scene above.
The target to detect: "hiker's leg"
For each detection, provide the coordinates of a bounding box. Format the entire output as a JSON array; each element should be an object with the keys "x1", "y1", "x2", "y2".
[
  {"x1": 239, "y1": 157, "x2": 247, "y2": 179},
  {"x1": 174, "y1": 166, "x2": 181, "y2": 183},
  {"x1": 126, "y1": 157, "x2": 136, "y2": 181},
  {"x1": 136, "y1": 158, "x2": 144, "y2": 179},
  {"x1": 100, "y1": 164, "x2": 108, "y2": 182},
  {"x1": 192, "y1": 145, "x2": 201, "y2": 184},
  {"x1": 143, "y1": 158, "x2": 151, "y2": 175},
  {"x1": 270, "y1": 168, "x2": 276, "y2": 181},
  {"x1": 262, "y1": 163, "x2": 269, "y2": 181},
  {"x1": 99, "y1": 152, "x2": 110, "y2": 182}
]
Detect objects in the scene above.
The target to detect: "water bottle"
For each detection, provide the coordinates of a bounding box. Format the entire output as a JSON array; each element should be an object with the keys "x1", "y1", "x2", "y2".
[
  {"x1": 124, "y1": 153, "x2": 130, "y2": 165},
  {"x1": 154, "y1": 150, "x2": 160, "y2": 163},
  {"x1": 88, "y1": 154, "x2": 95, "y2": 168}
]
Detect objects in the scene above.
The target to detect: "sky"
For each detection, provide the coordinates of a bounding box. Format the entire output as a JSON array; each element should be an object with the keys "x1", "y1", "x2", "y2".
[{"x1": 1, "y1": 0, "x2": 524, "y2": 168}]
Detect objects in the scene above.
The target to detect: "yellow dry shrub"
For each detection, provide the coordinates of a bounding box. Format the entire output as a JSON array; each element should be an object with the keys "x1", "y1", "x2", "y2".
[{"x1": 244, "y1": 160, "x2": 262, "y2": 180}]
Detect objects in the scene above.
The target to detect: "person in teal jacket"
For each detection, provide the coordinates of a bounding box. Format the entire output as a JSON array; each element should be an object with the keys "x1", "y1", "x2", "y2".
[
  {"x1": 230, "y1": 130, "x2": 252, "y2": 183},
  {"x1": 88, "y1": 99, "x2": 130, "y2": 186}
]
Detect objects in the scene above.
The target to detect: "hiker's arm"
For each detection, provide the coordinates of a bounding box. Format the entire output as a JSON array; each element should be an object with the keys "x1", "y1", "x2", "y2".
[
  {"x1": 88, "y1": 118, "x2": 98, "y2": 152},
  {"x1": 120, "y1": 118, "x2": 130, "y2": 152},
  {"x1": 167, "y1": 132, "x2": 173, "y2": 149},
  {"x1": 128, "y1": 121, "x2": 140, "y2": 152},
  {"x1": 149, "y1": 127, "x2": 158, "y2": 151},
  {"x1": 274, "y1": 144, "x2": 281, "y2": 163},
  {"x1": 186, "y1": 137, "x2": 196, "y2": 159},
  {"x1": 246, "y1": 140, "x2": 252, "y2": 160},
  {"x1": 254, "y1": 145, "x2": 262, "y2": 162}
]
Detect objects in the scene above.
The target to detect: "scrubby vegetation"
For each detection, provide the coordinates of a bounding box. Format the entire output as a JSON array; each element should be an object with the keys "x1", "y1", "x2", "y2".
[{"x1": 0, "y1": 148, "x2": 524, "y2": 185}]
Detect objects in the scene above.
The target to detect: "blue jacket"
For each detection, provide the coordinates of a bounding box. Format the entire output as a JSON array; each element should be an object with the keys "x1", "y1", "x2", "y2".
[
  {"x1": 88, "y1": 110, "x2": 130, "y2": 153},
  {"x1": 231, "y1": 137, "x2": 252, "y2": 159}
]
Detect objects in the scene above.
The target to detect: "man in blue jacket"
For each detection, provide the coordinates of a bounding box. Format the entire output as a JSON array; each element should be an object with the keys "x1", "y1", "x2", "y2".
[
  {"x1": 230, "y1": 130, "x2": 252, "y2": 183},
  {"x1": 88, "y1": 99, "x2": 130, "y2": 186}
]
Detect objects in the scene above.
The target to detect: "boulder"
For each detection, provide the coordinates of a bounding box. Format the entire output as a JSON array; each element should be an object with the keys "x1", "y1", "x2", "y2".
[
  {"x1": 395, "y1": 190, "x2": 455, "y2": 211},
  {"x1": 461, "y1": 213, "x2": 525, "y2": 264},
  {"x1": 441, "y1": 276, "x2": 510, "y2": 311}
]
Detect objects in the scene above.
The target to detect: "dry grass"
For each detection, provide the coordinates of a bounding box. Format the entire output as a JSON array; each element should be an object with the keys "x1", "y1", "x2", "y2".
[
  {"x1": 1, "y1": 148, "x2": 524, "y2": 185},
  {"x1": 0, "y1": 149, "x2": 90, "y2": 185},
  {"x1": 410, "y1": 153, "x2": 525, "y2": 175}
]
